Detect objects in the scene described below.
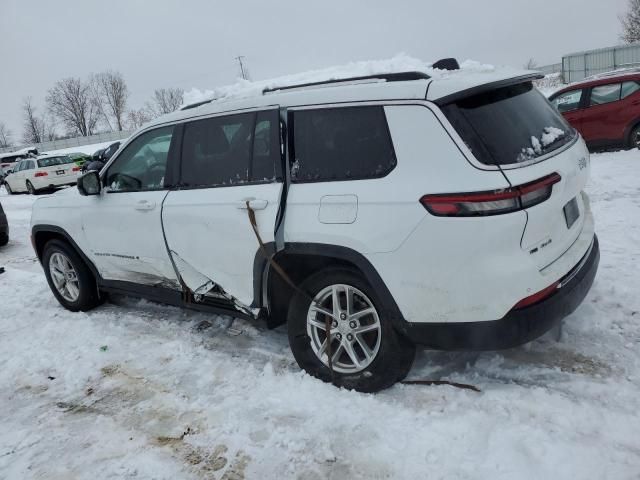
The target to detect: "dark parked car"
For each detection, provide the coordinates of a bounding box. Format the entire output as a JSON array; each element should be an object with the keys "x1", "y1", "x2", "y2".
[
  {"x1": 67, "y1": 152, "x2": 92, "y2": 168},
  {"x1": 0, "y1": 200, "x2": 8, "y2": 246},
  {"x1": 549, "y1": 70, "x2": 640, "y2": 151}
]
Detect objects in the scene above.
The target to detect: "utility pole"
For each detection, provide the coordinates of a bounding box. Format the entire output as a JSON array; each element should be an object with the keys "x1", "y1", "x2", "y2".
[{"x1": 235, "y1": 56, "x2": 249, "y2": 80}]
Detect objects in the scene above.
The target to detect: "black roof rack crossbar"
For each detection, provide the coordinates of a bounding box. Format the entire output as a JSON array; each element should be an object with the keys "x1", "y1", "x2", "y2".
[
  {"x1": 180, "y1": 99, "x2": 214, "y2": 111},
  {"x1": 262, "y1": 71, "x2": 430, "y2": 94}
]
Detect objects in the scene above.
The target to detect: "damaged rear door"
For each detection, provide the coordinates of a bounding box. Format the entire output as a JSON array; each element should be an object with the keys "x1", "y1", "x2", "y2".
[{"x1": 161, "y1": 108, "x2": 283, "y2": 309}]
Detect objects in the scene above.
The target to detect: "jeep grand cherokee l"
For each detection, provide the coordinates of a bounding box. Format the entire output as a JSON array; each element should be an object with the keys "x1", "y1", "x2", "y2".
[{"x1": 30, "y1": 62, "x2": 599, "y2": 392}]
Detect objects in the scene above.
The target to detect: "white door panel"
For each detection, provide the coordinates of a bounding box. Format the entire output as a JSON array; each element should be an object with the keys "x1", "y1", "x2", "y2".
[
  {"x1": 162, "y1": 182, "x2": 282, "y2": 305},
  {"x1": 81, "y1": 191, "x2": 179, "y2": 286}
]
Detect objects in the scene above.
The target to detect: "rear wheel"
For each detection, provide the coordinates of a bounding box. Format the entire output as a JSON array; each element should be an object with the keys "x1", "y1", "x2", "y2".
[
  {"x1": 43, "y1": 239, "x2": 102, "y2": 311},
  {"x1": 26, "y1": 180, "x2": 37, "y2": 195},
  {"x1": 287, "y1": 268, "x2": 415, "y2": 392},
  {"x1": 0, "y1": 233, "x2": 8, "y2": 246}
]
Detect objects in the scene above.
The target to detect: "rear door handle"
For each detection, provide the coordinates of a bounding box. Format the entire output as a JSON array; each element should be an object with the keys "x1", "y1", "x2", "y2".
[
  {"x1": 237, "y1": 198, "x2": 268, "y2": 210},
  {"x1": 134, "y1": 200, "x2": 156, "y2": 211}
]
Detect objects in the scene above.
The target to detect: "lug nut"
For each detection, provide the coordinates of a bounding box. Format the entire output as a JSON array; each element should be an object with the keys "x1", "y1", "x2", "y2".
[
  {"x1": 347, "y1": 333, "x2": 353, "y2": 341},
  {"x1": 332, "y1": 320, "x2": 338, "y2": 328},
  {"x1": 340, "y1": 313, "x2": 347, "y2": 321},
  {"x1": 349, "y1": 321, "x2": 357, "y2": 329},
  {"x1": 336, "y1": 333, "x2": 342, "y2": 340}
]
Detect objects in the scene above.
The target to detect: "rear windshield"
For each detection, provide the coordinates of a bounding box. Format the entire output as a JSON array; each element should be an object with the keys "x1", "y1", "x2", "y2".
[
  {"x1": 37, "y1": 156, "x2": 74, "y2": 168},
  {"x1": 442, "y1": 82, "x2": 576, "y2": 166}
]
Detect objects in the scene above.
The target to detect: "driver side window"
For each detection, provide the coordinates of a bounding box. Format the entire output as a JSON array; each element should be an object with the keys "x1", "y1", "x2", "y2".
[{"x1": 105, "y1": 126, "x2": 175, "y2": 192}]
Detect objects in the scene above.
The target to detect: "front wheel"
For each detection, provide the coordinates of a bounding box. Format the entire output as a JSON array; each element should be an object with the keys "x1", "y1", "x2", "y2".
[
  {"x1": 42, "y1": 240, "x2": 103, "y2": 311},
  {"x1": 287, "y1": 268, "x2": 415, "y2": 392},
  {"x1": 630, "y1": 125, "x2": 640, "y2": 150}
]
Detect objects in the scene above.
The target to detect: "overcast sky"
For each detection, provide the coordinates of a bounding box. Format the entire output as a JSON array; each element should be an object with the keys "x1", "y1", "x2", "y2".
[{"x1": 0, "y1": 0, "x2": 630, "y2": 141}]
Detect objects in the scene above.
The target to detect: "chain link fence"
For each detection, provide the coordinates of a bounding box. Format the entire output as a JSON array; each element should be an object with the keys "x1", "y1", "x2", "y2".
[
  {"x1": 0, "y1": 130, "x2": 132, "y2": 155},
  {"x1": 540, "y1": 43, "x2": 640, "y2": 84}
]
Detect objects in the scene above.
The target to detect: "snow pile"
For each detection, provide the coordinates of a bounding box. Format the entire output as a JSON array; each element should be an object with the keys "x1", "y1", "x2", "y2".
[
  {"x1": 535, "y1": 72, "x2": 566, "y2": 97},
  {"x1": 541, "y1": 126, "x2": 566, "y2": 147},
  {"x1": 519, "y1": 126, "x2": 566, "y2": 161},
  {"x1": 183, "y1": 54, "x2": 496, "y2": 106}
]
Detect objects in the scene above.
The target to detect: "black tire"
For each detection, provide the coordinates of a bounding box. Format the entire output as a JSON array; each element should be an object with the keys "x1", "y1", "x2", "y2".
[
  {"x1": 4, "y1": 183, "x2": 13, "y2": 195},
  {"x1": 629, "y1": 124, "x2": 640, "y2": 150},
  {"x1": 26, "y1": 180, "x2": 37, "y2": 195},
  {"x1": 287, "y1": 268, "x2": 415, "y2": 393},
  {"x1": 42, "y1": 239, "x2": 103, "y2": 312},
  {"x1": 0, "y1": 233, "x2": 8, "y2": 246}
]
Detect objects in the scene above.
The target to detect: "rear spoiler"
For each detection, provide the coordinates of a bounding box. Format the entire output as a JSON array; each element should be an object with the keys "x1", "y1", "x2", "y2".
[{"x1": 434, "y1": 73, "x2": 544, "y2": 106}]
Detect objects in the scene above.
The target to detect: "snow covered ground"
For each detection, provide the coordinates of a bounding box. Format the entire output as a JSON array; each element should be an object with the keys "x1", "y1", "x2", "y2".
[{"x1": 1, "y1": 149, "x2": 639, "y2": 479}]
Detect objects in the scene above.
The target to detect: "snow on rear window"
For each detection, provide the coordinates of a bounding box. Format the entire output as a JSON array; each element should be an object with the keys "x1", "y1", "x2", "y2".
[{"x1": 442, "y1": 83, "x2": 575, "y2": 166}]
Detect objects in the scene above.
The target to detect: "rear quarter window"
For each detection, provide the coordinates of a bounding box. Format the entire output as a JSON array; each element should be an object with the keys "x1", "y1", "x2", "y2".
[{"x1": 291, "y1": 106, "x2": 396, "y2": 182}]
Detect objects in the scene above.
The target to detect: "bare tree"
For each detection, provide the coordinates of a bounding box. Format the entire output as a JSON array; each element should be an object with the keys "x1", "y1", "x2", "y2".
[
  {"x1": 0, "y1": 122, "x2": 13, "y2": 148},
  {"x1": 621, "y1": 0, "x2": 640, "y2": 43},
  {"x1": 46, "y1": 77, "x2": 100, "y2": 136},
  {"x1": 22, "y1": 97, "x2": 47, "y2": 144},
  {"x1": 146, "y1": 88, "x2": 184, "y2": 118},
  {"x1": 524, "y1": 58, "x2": 538, "y2": 70},
  {"x1": 126, "y1": 108, "x2": 152, "y2": 130},
  {"x1": 92, "y1": 71, "x2": 129, "y2": 131}
]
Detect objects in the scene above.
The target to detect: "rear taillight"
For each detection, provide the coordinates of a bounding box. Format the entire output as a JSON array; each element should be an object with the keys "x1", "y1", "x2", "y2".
[
  {"x1": 34, "y1": 171, "x2": 48, "y2": 177},
  {"x1": 512, "y1": 281, "x2": 559, "y2": 309},
  {"x1": 420, "y1": 173, "x2": 561, "y2": 217},
  {"x1": 72, "y1": 166, "x2": 81, "y2": 172}
]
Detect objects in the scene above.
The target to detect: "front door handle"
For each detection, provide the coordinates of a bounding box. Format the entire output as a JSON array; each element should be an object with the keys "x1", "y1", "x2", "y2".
[
  {"x1": 237, "y1": 198, "x2": 268, "y2": 210},
  {"x1": 134, "y1": 200, "x2": 156, "y2": 211}
]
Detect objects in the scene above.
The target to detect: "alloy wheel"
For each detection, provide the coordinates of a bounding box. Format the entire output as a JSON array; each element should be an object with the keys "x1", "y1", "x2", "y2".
[
  {"x1": 306, "y1": 284, "x2": 382, "y2": 374},
  {"x1": 49, "y1": 252, "x2": 80, "y2": 302}
]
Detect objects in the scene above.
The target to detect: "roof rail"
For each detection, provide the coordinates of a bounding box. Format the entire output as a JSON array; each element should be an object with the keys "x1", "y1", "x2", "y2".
[{"x1": 262, "y1": 71, "x2": 430, "y2": 94}]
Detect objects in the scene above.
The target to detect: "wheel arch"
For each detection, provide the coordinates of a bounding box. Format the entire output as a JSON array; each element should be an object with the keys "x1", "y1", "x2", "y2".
[
  {"x1": 32, "y1": 225, "x2": 100, "y2": 279},
  {"x1": 255, "y1": 243, "x2": 407, "y2": 333}
]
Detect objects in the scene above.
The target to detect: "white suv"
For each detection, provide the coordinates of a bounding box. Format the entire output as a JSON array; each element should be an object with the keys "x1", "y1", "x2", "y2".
[
  {"x1": 31, "y1": 61, "x2": 599, "y2": 392},
  {"x1": 5, "y1": 154, "x2": 81, "y2": 194}
]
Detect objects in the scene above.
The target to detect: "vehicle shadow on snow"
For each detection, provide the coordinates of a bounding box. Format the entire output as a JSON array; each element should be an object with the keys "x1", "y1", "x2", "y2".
[{"x1": 104, "y1": 294, "x2": 612, "y2": 393}]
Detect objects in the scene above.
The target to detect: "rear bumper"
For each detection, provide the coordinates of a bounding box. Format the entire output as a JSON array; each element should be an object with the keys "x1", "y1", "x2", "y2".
[
  {"x1": 404, "y1": 234, "x2": 600, "y2": 350},
  {"x1": 32, "y1": 177, "x2": 77, "y2": 189}
]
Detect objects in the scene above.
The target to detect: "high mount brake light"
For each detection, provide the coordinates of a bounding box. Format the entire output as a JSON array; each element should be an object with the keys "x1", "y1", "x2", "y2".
[{"x1": 420, "y1": 173, "x2": 561, "y2": 217}]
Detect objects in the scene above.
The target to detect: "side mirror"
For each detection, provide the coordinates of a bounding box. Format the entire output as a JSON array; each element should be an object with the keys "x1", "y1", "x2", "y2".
[{"x1": 77, "y1": 171, "x2": 101, "y2": 196}]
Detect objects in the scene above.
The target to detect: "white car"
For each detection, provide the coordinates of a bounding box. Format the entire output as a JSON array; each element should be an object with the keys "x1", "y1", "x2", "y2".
[
  {"x1": 4, "y1": 155, "x2": 81, "y2": 194},
  {"x1": 30, "y1": 60, "x2": 599, "y2": 392}
]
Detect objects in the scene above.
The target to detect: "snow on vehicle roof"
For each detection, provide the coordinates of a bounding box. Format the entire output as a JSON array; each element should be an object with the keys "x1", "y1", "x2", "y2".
[{"x1": 145, "y1": 55, "x2": 537, "y2": 129}]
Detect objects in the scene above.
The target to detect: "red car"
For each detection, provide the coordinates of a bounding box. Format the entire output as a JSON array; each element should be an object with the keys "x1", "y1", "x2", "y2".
[{"x1": 549, "y1": 70, "x2": 640, "y2": 151}]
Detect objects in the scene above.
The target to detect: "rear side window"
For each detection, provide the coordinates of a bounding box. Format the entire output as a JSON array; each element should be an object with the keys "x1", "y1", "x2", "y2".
[
  {"x1": 590, "y1": 83, "x2": 622, "y2": 106},
  {"x1": 180, "y1": 111, "x2": 281, "y2": 188},
  {"x1": 442, "y1": 82, "x2": 575, "y2": 166},
  {"x1": 291, "y1": 106, "x2": 396, "y2": 182},
  {"x1": 552, "y1": 89, "x2": 583, "y2": 113}
]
